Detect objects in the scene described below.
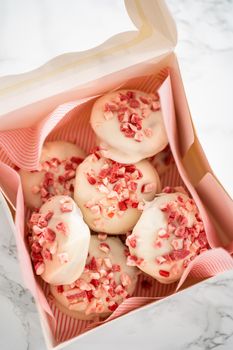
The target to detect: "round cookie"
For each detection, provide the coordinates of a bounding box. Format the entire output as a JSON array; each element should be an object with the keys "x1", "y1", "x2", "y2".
[
  {"x1": 19, "y1": 141, "x2": 86, "y2": 208},
  {"x1": 74, "y1": 151, "x2": 161, "y2": 234},
  {"x1": 90, "y1": 89, "x2": 168, "y2": 163},
  {"x1": 126, "y1": 189, "x2": 208, "y2": 284},
  {"x1": 50, "y1": 234, "x2": 138, "y2": 320},
  {"x1": 28, "y1": 195, "x2": 90, "y2": 285}
]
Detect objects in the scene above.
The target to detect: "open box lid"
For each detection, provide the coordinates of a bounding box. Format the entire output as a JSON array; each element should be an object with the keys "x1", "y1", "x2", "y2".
[{"x1": 0, "y1": 0, "x2": 177, "y2": 130}]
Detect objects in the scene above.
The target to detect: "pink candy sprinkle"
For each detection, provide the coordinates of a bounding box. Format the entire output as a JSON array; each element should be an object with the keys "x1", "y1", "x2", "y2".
[
  {"x1": 155, "y1": 256, "x2": 167, "y2": 265},
  {"x1": 134, "y1": 131, "x2": 144, "y2": 142},
  {"x1": 120, "y1": 273, "x2": 131, "y2": 287},
  {"x1": 44, "y1": 228, "x2": 56, "y2": 242},
  {"x1": 112, "y1": 264, "x2": 121, "y2": 272},
  {"x1": 157, "y1": 228, "x2": 169, "y2": 239},
  {"x1": 141, "y1": 182, "x2": 156, "y2": 193},
  {"x1": 154, "y1": 238, "x2": 163, "y2": 249},
  {"x1": 42, "y1": 249, "x2": 52, "y2": 261},
  {"x1": 127, "y1": 235, "x2": 137, "y2": 248},
  {"x1": 97, "y1": 233, "x2": 107, "y2": 241},
  {"x1": 56, "y1": 222, "x2": 69, "y2": 236},
  {"x1": 171, "y1": 238, "x2": 184, "y2": 250},
  {"x1": 60, "y1": 200, "x2": 73, "y2": 213},
  {"x1": 99, "y1": 242, "x2": 110, "y2": 254}
]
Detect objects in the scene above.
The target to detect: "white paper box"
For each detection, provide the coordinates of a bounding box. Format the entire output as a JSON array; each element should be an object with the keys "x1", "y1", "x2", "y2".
[{"x1": 0, "y1": 1, "x2": 232, "y2": 349}]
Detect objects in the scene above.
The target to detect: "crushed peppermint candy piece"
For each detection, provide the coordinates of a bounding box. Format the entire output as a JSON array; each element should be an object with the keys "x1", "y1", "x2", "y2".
[
  {"x1": 159, "y1": 269, "x2": 170, "y2": 278},
  {"x1": 171, "y1": 238, "x2": 184, "y2": 250},
  {"x1": 60, "y1": 200, "x2": 73, "y2": 212},
  {"x1": 120, "y1": 273, "x2": 132, "y2": 287},
  {"x1": 126, "y1": 235, "x2": 137, "y2": 248},
  {"x1": 50, "y1": 236, "x2": 137, "y2": 316},
  {"x1": 97, "y1": 233, "x2": 107, "y2": 241},
  {"x1": 99, "y1": 242, "x2": 110, "y2": 254},
  {"x1": 56, "y1": 222, "x2": 69, "y2": 236},
  {"x1": 157, "y1": 228, "x2": 169, "y2": 239},
  {"x1": 141, "y1": 182, "x2": 156, "y2": 193},
  {"x1": 155, "y1": 256, "x2": 167, "y2": 265},
  {"x1": 126, "y1": 189, "x2": 209, "y2": 283}
]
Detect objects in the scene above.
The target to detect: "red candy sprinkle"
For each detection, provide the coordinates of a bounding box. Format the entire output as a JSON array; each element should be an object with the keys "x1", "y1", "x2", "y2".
[
  {"x1": 112, "y1": 264, "x2": 121, "y2": 272},
  {"x1": 43, "y1": 248, "x2": 52, "y2": 261},
  {"x1": 45, "y1": 211, "x2": 54, "y2": 222},
  {"x1": 118, "y1": 201, "x2": 128, "y2": 211},
  {"x1": 31, "y1": 242, "x2": 42, "y2": 253},
  {"x1": 99, "y1": 242, "x2": 110, "y2": 253},
  {"x1": 44, "y1": 228, "x2": 56, "y2": 242},
  {"x1": 88, "y1": 257, "x2": 98, "y2": 271},
  {"x1": 70, "y1": 156, "x2": 82, "y2": 165},
  {"x1": 57, "y1": 285, "x2": 64, "y2": 293},
  {"x1": 31, "y1": 251, "x2": 43, "y2": 262},
  {"x1": 159, "y1": 270, "x2": 170, "y2": 278},
  {"x1": 56, "y1": 222, "x2": 69, "y2": 236},
  {"x1": 108, "y1": 303, "x2": 118, "y2": 312},
  {"x1": 87, "y1": 174, "x2": 97, "y2": 185},
  {"x1": 129, "y1": 99, "x2": 140, "y2": 108},
  {"x1": 127, "y1": 235, "x2": 137, "y2": 248},
  {"x1": 86, "y1": 290, "x2": 94, "y2": 302},
  {"x1": 90, "y1": 279, "x2": 100, "y2": 288}
]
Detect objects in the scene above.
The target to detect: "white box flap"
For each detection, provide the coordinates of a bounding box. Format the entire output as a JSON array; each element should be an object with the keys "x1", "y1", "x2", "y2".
[{"x1": 0, "y1": 0, "x2": 177, "y2": 130}]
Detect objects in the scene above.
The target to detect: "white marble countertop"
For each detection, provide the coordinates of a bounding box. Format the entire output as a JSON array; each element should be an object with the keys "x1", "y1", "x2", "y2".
[{"x1": 0, "y1": 1, "x2": 233, "y2": 349}]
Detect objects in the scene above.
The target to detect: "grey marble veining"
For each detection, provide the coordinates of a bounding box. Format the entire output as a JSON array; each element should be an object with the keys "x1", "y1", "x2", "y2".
[{"x1": 0, "y1": 1, "x2": 233, "y2": 350}]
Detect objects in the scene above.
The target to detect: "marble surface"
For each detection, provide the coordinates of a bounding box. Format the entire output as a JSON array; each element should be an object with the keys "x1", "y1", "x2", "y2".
[{"x1": 0, "y1": 1, "x2": 233, "y2": 350}]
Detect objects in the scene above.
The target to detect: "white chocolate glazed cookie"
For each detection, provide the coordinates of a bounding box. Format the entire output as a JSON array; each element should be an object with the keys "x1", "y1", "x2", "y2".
[
  {"x1": 74, "y1": 151, "x2": 161, "y2": 234},
  {"x1": 20, "y1": 141, "x2": 86, "y2": 208},
  {"x1": 28, "y1": 195, "x2": 90, "y2": 285},
  {"x1": 90, "y1": 90, "x2": 168, "y2": 163},
  {"x1": 126, "y1": 188, "x2": 208, "y2": 284},
  {"x1": 50, "y1": 234, "x2": 138, "y2": 320}
]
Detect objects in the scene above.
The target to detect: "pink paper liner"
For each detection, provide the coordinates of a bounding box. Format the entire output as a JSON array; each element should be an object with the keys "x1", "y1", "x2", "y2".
[{"x1": 0, "y1": 68, "x2": 233, "y2": 346}]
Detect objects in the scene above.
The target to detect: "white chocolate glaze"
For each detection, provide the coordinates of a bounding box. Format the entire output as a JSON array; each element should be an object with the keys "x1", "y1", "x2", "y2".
[
  {"x1": 91, "y1": 90, "x2": 168, "y2": 163},
  {"x1": 50, "y1": 235, "x2": 138, "y2": 320},
  {"x1": 74, "y1": 152, "x2": 161, "y2": 234},
  {"x1": 28, "y1": 195, "x2": 90, "y2": 285},
  {"x1": 126, "y1": 191, "x2": 208, "y2": 284},
  {"x1": 19, "y1": 141, "x2": 86, "y2": 208}
]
